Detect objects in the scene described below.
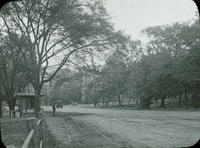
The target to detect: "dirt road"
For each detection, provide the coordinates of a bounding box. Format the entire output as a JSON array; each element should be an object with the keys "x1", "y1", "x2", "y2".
[{"x1": 43, "y1": 105, "x2": 200, "y2": 148}]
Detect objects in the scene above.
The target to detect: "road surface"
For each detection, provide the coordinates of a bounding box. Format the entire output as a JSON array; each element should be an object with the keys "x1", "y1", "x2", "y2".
[{"x1": 43, "y1": 105, "x2": 200, "y2": 148}]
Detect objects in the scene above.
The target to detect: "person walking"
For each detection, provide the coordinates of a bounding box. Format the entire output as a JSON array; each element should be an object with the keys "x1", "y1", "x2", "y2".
[{"x1": 52, "y1": 103, "x2": 56, "y2": 117}]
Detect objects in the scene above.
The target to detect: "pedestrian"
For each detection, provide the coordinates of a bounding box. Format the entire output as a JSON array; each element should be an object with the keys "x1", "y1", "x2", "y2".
[{"x1": 52, "y1": 103, "x2": 56, "y2": 117}]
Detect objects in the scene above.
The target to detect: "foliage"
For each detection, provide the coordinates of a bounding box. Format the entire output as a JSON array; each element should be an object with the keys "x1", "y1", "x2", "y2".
[
  {"x1": 83, "y1": 20, "x2": 200, "y2": 109},
  {"x1": 0, "y1": 32, "x2": 28, "y2": 113},
  {"x1": 0, "y1": 0, "x2": 128, "y2": 116}
]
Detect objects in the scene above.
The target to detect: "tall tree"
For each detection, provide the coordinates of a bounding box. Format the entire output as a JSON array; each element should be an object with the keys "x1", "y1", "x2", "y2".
[
  {"x1": 1, "y1": 0, "x2": 127, "y2": 116},
  {"x1": 0, "y1": 31, "x2": 27, "y2": 116}
]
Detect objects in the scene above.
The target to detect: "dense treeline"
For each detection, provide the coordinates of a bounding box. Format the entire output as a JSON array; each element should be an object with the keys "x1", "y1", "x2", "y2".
[{"x1": 82, "y1": 20, "x2": 200, "y2": 109}]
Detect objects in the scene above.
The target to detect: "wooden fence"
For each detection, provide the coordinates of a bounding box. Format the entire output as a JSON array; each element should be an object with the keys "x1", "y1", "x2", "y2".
[{"x1": 21, "y1": 117, "x2": 44, "y2": 148}]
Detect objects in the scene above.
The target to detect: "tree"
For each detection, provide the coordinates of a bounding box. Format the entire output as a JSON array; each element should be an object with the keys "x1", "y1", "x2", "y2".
[
  {"x1": 140, "y1": 20, "x2": 200, "y2": 108},
  {"x1": 0, "y1": 31, "x2": 28, "y2": 117},
  {"x1": 93, "y1": 49, "x2": 129, "y2": 106},
  {"x1": 0, "y1": 81, "x2": 5, "y2": 118},
  {"x1": 1, "y1": 0, "x2": 127, "y2": 117},
  {"x1": 52, "y1": 76, "x2": 82, "y2": 104}
]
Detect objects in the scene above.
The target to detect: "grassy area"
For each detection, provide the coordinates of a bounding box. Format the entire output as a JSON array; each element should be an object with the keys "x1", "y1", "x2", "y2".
[
  {"x1": 1, "y1": 112, "x2": 37, "y2": 147},
  {"x1": 1, "y1": 118, "x2": 30, "y2": 147}
]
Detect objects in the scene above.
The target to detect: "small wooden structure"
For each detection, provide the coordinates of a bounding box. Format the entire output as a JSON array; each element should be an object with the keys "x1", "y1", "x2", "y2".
[
  {"x1": 15, "y1": 92, "x2": 44, "y2": 114},
  {"x1": 15, "y1": 92, "x2": 35, "y2": 113},
  {"x1": 14, "y1": 83, "x2": 44, "y2": 115}
]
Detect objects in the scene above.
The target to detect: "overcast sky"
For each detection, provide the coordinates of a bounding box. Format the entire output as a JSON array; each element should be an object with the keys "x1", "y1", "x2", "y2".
[{"x1": 105, "y1": 0, "x2": 198, "y2": 40}]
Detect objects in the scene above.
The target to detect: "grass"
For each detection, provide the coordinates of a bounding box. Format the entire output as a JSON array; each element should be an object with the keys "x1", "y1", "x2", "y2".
[{"x1": 1, "y1": 112, "x2": 37, "y2": 147}]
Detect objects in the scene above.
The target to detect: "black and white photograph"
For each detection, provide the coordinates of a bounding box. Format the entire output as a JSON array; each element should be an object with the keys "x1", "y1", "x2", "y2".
[{"x1": 0, "y1": 0, "x2": 200, "y2": 147}]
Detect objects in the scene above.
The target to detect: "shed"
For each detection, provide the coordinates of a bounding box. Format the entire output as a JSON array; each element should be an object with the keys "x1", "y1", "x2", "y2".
[
  {"x1": 15, "y1": 93, "x2": 43, "y2": 113},
  {"x1": 15, "y1": 92, "x2": 35, "y2": 113}
]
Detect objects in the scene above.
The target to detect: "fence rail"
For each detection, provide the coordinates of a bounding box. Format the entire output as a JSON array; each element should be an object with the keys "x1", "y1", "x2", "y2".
[{"x1": 21, "y1": 118, "x2": 43, "y2": 148}]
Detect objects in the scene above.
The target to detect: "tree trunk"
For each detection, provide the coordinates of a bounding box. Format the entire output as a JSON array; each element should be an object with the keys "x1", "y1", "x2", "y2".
[
  {"x1": 160, "y1": 95, "x2": 166, "y2": 108},
  {"x1": 0, "y1": 100, "x2": 2, "y2": 118},
  {"x1": 118, "y1": 94, "x2": 121, "y2": 106},
  {"x1": 184, "y1": 88, "x2": 188, "y2": 108},
  {"x1": 94, "y1": 101, "x2": 97, "y2": 107},
  {"x1": 128, "y1": 91, "x2": 132, "y2": 105},
  {"x1": 193, "y1": 93, "x2": 197, "y2": 109},
  {"x1": 178, "y1": 94, "x2": 182, "y2": 107},
  {"x1": 34, "y1": 88, "x2": 41, "y2": 118},
  {"x1": 191, "y1": 84, "x2": 200, "y2": 109}
]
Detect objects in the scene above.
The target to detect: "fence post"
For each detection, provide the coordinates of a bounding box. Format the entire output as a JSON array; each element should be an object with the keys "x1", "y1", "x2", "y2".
[
  {"x1": 26, "y1": 118, "x2": 39, "y2": 148},
  {"x1": 38, "y1": 112, "x2": 43, "y2": 146},
  {"x1": 38, "y1": 111, "x2": 44, "y2": 148}
]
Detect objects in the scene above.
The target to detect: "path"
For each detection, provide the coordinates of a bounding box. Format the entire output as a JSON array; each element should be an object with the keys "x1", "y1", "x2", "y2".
[{"x1": 43, "y1": 105, "x2": 200, "y2": 148}]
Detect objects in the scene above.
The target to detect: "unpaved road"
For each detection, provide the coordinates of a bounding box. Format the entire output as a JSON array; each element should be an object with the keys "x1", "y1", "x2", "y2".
[{"x1": 43, "y1": 105, "x2": 200, "y2": 148}]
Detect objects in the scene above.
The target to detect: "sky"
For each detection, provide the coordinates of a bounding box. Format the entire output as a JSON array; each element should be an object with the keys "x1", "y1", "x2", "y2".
[{"x1": 104, "y1": 0, "x2": 198, "y2": 40}]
